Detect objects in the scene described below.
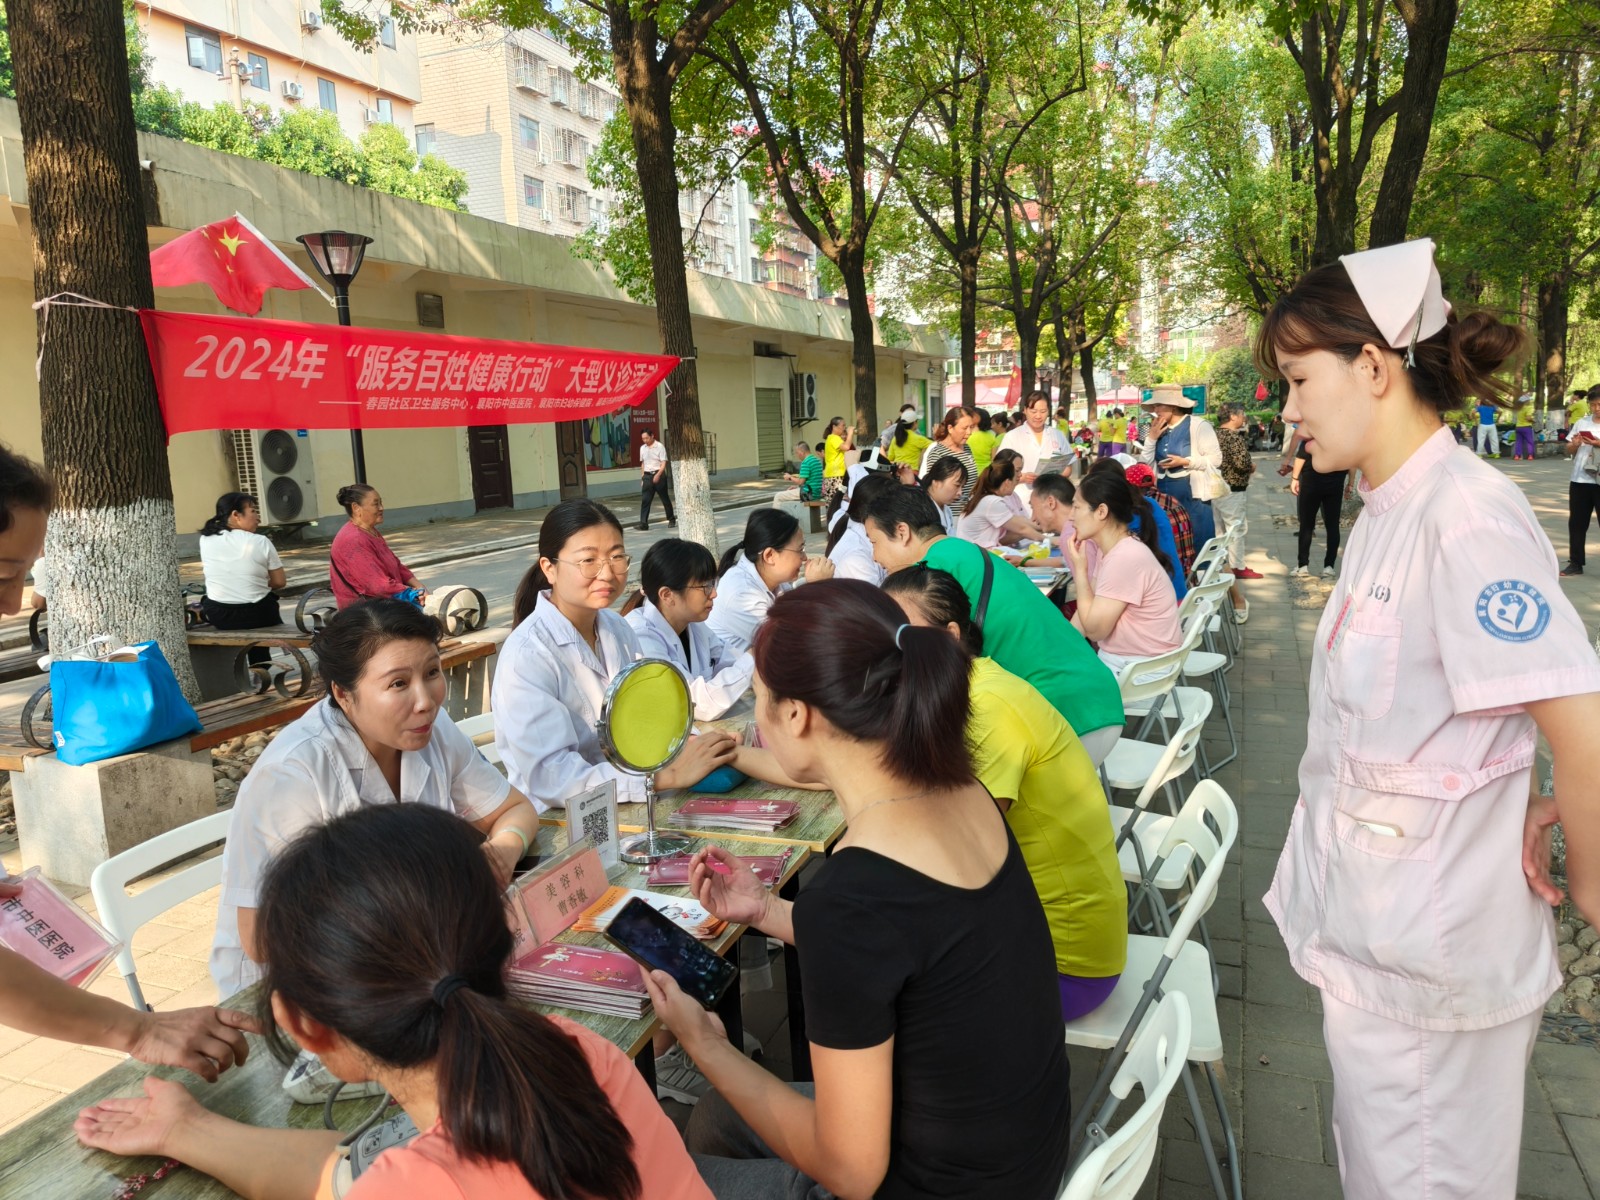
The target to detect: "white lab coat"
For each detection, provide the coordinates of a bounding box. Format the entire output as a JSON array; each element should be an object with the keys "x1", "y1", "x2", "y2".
[
  {"x1": 705, "y1": 555, "x2": 789, "y2": 655},
  {"x1": 828, "y1": 520, "x2": 886, "y2": 585},
  {"x1": 492, "y1": 593, "x2": 647, "y2": 812},
  {"x1": 624, "y1": 601, "x2": 756, "y2": 721},
  {"x1": 1000, "y1": 424, "x2": 1075, "y2": 506}
]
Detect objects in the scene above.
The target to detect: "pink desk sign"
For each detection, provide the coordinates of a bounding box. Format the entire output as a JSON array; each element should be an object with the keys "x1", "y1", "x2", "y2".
[
  {"x1": 505, "y1": 840, "x2": 607, "y2": 957},
  {"x1": 0, "y1": 870, "x2": 120, "y2": 988}
]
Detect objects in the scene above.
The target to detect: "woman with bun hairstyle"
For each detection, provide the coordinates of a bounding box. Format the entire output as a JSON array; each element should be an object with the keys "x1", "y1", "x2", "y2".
[
  {"x1": 328, "y1": 484, "x2": 425, "y2": 609},
  {"x1": 651, "y1": 581, "x2": 1072, "y2": 1199},
  {"x1": 494, "y1": 500, "x2": 736, "y2": 812},
  {"x1": 623, "y1": 538, "x2": 755, "y2": 721},
  {"x1": 705, "y1": 508, "x2": 834, "y2": 654},
  {"x1": 955, "y1": 455, "x2": 1045, "y2": 550},
  {"x1": 197, "y1": 492, "x2": 286, "y2": 632},
  {"x1": 84, "y1": 804, "x2": 712, "y2": 1200},
  {"x1": 1259, "y1": 239, "x2": 1600, "y2": 1199}
]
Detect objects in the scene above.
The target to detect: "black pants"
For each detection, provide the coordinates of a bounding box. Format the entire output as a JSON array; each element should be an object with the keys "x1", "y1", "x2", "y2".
[
  {"x1": 1297, "y1": 486, "x2": 1343, "y2": 569},
  {"x1": 640, "y1": 468, "x2": 674, "y2": 527},
  {"x1": 201, "y1": 594, "x2": 282, "y2": 667},
  {"x1": 1571, "y1": 481, "x2": 1600, "y2": 566}
]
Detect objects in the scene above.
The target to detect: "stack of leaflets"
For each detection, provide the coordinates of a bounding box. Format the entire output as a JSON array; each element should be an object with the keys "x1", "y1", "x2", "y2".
[
  {"x1": 647, "y1": 847, "x2": 794, "y2": 888},
  {"x1": 668, "y1": 797, "x2": 801, "y2": 833},
  {"x1": 509, "y1": 942, "x2": 650, "y2": 1019},
  {"x1": 571, "y1": 886, "x2": 727, "y2": 940}
]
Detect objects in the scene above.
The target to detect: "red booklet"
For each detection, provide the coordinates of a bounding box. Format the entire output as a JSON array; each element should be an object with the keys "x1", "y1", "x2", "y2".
[
  {"x1": 509, "y1": 943, "x2": 649, "y2": 1019},
  {"x1": 668, "y1": 797, "x2": 801, "y2": 831},
  {"x1": 0, "y1": 871, "x2": 119, "y2": 988},
  {"x1": 646, "y1": 848, "x2": 794, "y2": 888}
]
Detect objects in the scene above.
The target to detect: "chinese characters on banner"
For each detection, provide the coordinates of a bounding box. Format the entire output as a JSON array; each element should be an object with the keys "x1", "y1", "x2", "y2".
[
  {"x1": 138, "y1": 310, "x2": 678, "y2": 437},
  {"x1": 583, "y1": 389, "x2": 660, "y2": 472}
]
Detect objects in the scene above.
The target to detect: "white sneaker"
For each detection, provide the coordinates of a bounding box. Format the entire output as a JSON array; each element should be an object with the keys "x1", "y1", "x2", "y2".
[
  {"x1": 1321, "y1": 565, "x2": 1336, "y2": 578},
  {"x1": 1234, "y1": 599, "x2": 1250, "y2": 625},
  {"x1": 1291, "y1": 565, "x2": 1310, "y2": 578},
  {"x1": 655, "y1": 1044, "x2": 712, "y2": 1105}
]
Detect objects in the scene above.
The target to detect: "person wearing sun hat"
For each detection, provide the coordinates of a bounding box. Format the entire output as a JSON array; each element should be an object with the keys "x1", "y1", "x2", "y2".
[
  {"x1": 1257, "y1": 237, "x2": 1600, "y2": 1200},
  {"x1": 1138, "y1": 384, "x2": 1223, "y2": 554}
]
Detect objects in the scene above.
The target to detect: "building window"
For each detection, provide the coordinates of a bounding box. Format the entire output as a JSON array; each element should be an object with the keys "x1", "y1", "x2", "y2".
[
  {"x1": 416, "y1": 124, "x2": 435, "y2": 156},
  {"x1": 560, "y1": 129, "x2": 587, "y2": 166},
  {"x1": 247, "y1": 53, "x2": 269, "y2": 90},
  {"x1": 565, "y1": 185, "x2": 588, "y2": 222},
  {"x1": 519, "y1": 115, "x2": 540, "y2": 153},
  {"x1": 379, "y1": 16, "x2": 396, "y2": 48},
  {"x1": 318, "y1": 78, "x2": 337, "y2": 112},
  {"x1": 185, "y1": 26, "x2": 222, "y2": 73},
  {"x1": 523, "y1": 176, "x2": 544, "y2": 209},
  {"x1": 376, "y1": 96, "x2": 393, "y2": 123}
]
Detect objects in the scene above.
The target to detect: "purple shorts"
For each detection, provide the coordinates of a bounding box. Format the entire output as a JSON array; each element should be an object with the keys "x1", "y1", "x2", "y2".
[{"x1": 1059, "y1": 972, "x2": 1120, "y2": 1021}]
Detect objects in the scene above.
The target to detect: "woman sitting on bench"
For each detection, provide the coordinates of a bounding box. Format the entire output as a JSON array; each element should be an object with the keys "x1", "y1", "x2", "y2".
[{"x1": 197, "y1": 492, "x2": 286, "y2": 636}]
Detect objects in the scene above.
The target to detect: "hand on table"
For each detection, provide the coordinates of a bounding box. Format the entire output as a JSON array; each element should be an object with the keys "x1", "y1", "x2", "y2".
[
  {"x1": 75, "y1": 1076, "x2": 201, "y2": 1159},
  {"x1": 688, "y1": 845, "x2": 771, "y2": 927},
  {"x1": 642, "y1": 970, "x2": 729, "y2": 1057},
  {"x1": 1522, "y1": 791, "x2": 1563, "y2": 907},
  {"x1": 658, "y1": 731, "x2": 738, "y2": 790},
  {"x1": 125, "y1": 1006, "x2": 259, "y2": 1082}
]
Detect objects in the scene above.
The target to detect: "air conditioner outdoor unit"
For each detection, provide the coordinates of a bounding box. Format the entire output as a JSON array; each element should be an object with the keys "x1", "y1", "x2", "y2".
[
  {"x1": 539, "y1": 150, "x2": 551, "y2": 166},
  {"x1": 790, "y1": 372, "x2": 818, "y2": 422},
  {"x1": 363, "y1": 107, "x2": 383, "y2": 126},
  {"x1": 281, "y1": 80, "x2": 304, "y2": 100},
  {"x1": 301, "y1": 9, "x2": 323, "y2": 30},
  {"x1": 232, "y1": 429, "x2": 319, "y2": 526}
]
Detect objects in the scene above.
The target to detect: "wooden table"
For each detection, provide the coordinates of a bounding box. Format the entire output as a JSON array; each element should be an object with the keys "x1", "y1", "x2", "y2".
[{"x1": 0, "y1": 826, "x2": 808, "y2": 1200}]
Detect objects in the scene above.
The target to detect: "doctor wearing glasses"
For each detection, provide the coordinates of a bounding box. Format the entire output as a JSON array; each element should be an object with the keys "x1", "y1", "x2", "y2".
[{"x1": 493, "y1": 500, "x2": 737, "y2": 812}]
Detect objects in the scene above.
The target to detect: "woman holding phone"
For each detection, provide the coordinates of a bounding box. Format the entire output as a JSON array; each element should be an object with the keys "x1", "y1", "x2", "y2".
[{"x1": 646, "y1": 580, "x2": 1071, "y2": 1199}]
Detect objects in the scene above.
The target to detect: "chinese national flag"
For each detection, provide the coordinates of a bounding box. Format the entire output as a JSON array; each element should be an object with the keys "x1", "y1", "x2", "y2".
[
  {"x1": 150, "y1": 214, "x2": 324, "y2": 316},
  {"x1": 1002, "y1": 365, "x2": 1023, "y2": 408}
]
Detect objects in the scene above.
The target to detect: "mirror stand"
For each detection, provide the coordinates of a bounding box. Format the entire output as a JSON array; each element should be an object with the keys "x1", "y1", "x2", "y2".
[{"x1": 619, "y1": 770, "x2": 696, "y2": 864}]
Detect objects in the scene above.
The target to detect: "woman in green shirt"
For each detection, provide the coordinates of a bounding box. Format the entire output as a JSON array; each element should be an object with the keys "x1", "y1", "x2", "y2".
[{"x1": 883, "y1": 565, "x2": 1126, "y2": 1019}]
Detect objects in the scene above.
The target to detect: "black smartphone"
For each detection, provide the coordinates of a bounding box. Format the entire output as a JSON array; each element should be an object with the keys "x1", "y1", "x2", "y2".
[{"x1": 603, "y1": 897, "x2": 738, "y2": 1010}]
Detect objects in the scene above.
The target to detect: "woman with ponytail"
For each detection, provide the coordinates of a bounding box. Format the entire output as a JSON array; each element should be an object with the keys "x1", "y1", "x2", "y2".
[
  {"x1": 80, "y1": 804, "x2": 711, "y2": 1200},
  {"x1": 1257, "y1": 240, "x2": 1600, "y2": 1198},
  {"x1": 197, "y1": 492, "x2": 286, "y2": 633},
  {"x1": 918, "y1": 452, "x2": 968, "y2": 537},
  {"x1": 647, "y1": 580, "x2": 1071, "y2": 1199},
  {"x1": 955, "y1": 455, "x2": 1045, "y2": 550},
  {"x1": 1063, "y1": 470, "x2": 1182, "y2": 672},
  {"x1": 706, "y1": 508, "x2": 833, "y2": 653}
]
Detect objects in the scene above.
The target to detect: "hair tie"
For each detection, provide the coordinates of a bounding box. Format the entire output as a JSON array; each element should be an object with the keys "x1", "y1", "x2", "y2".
[
  {"x1": 894, "y1": 623, "x2": 910, "y2": 650},
  {"x1": 432, "y1": 974, "x2": 471, "y2": 1008}
]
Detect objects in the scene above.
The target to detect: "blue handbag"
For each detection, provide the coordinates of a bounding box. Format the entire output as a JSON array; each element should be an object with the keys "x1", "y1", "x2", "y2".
[
  {"x1": 50, "y1": 641, "x2": 203, "y2": 766},
  {"x1": 692, "y1": 764, "x2": 749, "y2": 793}
]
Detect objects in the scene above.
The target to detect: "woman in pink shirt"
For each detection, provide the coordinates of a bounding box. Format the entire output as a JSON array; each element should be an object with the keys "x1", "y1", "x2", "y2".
[
  {"x1": 1063, "y1": 470, "x2": 1182, "y2": 672},
  {"x1": 75, "y1": 804, "x2": 712, "y2": 1200},
  {"x1": 329, "y1": 484, "x2": 426, "y2": 609},
  {"x1": 1259, "y1": 238, "x2": 1600, "y2": 1200}
]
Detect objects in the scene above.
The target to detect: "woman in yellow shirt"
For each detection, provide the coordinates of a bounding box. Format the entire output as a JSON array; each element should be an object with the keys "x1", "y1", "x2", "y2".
[
  {"x1": 886, "y1": 412, "x2": 931, "y2": 472},
  {"x1": 966, "y1": 410, "x2": 999, "y2": 474},
  {"x1": 821, "y1": 416, "x2": 854, "y2": 503}
]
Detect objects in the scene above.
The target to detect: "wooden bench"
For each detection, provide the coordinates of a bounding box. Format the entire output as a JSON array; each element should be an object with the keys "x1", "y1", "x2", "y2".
[{"x1": 802, "y1": 499, "x2": 827, "y2": 533}]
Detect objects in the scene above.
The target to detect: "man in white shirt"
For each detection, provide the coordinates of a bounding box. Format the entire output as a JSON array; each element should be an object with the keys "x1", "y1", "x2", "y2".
[
  {"x1": 1561, "y1": 388, "x2": 1600, "y2": 576},
  {"x1": 637, "y1": 429, "x2": 674, "y2": 531}
]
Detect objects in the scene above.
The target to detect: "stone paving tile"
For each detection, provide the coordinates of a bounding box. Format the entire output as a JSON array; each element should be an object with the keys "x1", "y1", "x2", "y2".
[
  {"x1": 1522, "y1": 1148, "x2": 1597, "y2": 1200},
  {"x1": 1560, "y1": 1115, "x2": 1600, "y2": 1193}
]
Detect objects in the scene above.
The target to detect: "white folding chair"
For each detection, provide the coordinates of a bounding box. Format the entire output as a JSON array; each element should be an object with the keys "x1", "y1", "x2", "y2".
[
  {"x1": 1059, "y1": 992, "x2": 1192, "y2": 1200},
  {"x1": 1179, "y1": 577, "x2": 1237, "y2": 672},
  {"x1": 1103, "y1": 704, "x2": 1208, "y2": 828},
  {"x1": 1176, "y1": 597, "x2": 1238, "y2": 772},
  {"x1": 1065, "y1": 782, "x2": 1242, "y2": 1200},
  {"x1": 1109, "y1": 639, "x2": 1190, "y2": 745},
  {"x1": 89, "y1": 809, "x2": 233, "y2": 1011},
  {"x1": 455, "y1": 711, "x2": 502, "y2": 766}
]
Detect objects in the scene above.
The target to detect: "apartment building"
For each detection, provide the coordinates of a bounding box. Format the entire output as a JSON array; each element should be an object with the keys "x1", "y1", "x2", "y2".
[{"x1": 133, "y1": 2, "x2": 421, "y2": 145}]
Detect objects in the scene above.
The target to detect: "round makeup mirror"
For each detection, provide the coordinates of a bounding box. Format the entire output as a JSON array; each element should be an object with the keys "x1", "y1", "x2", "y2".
[{"x1": 597, "y1": 658, "x2": 696, "y2": 863}]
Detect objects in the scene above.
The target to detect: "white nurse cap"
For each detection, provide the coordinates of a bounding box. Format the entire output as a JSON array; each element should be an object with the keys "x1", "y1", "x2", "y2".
[{"x1": 1338, "y1": 238, "x2": 1453, "y2": 366}]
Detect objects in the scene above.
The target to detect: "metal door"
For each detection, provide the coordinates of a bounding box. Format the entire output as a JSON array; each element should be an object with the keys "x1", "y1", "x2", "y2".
[
  {"x1": 468, "y1": 425, "x2": 514, "y2": 511},
  {"x1": 555, "y1": 420, "x2": 588, "y2": 500},
  {"x1": 755, "y1": 387, "x2": 786, "y2": 472}
]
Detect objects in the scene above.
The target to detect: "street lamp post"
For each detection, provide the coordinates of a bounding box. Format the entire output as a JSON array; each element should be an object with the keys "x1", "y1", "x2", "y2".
[{"x1": 296, "y1": 230, "x2": 374, "y2": 483}]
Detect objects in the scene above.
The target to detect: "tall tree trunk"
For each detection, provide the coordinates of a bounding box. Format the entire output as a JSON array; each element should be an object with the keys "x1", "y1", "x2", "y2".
[
  {"x1": 839, "y1": 250, "x2": 879, "y2": 436},
  {"x1": 959, "y1": 250, "x2": 979, "y2": 408},
  {"x1": 1368, "y1": 0, "x2": 1459, "y2": 248},
  {"x1": 8, "y1": 0, "x2": 197, "y2": 695},
  {"x1": 1016, "y1": 315, "x2": 1039, "y2": 397},
  {"x1": 1537, "y1": 275, "x2": 1569, "y2": 409},
  {"x1": 1078, "y1": 343, "x2": 1097, "y2": 408},
  {"x1": 619, "y1": 64, "x2": 716, "y2": 552}
]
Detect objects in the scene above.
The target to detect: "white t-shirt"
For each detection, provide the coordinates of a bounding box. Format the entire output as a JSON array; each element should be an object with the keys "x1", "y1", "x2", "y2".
[
  {"x1": 640, "y1": 441, "x2": 669, "y2": 474},
  {"x1": 209, "y1": 699, "x2": 510, "y2": 998},
  {"x1": 1569, "y1": 417, "x2": 1600, "y2": 485},
  {"x1": 199, "y1": 529, "x2": 282, "y2": 605},
  {"x1": 956, "y1": 495, "x2": 1017, "y2": 550},
  {"x1": 828, "y1": 521, "x2": 886, "y2": 585}
]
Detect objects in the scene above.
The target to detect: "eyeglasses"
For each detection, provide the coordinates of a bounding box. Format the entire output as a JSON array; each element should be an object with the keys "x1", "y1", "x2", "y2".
[
  {"x1": 557, "y1": 553, "x2": 632, "y2": 579},
  {"x1": 775, "y1": 545, "x2": 807, "y2": 557},
  {"x1": 684, "y1": 583, "x2": 718, "y2": 597}
]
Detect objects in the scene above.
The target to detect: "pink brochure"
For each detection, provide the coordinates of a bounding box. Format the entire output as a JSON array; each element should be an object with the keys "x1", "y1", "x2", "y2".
[
  {"x1": 505, "y1": 840, "x2": 608, "y2": 957},
  {"x1": 0, "y1": 870, "x2": 119, "y2": 988}
]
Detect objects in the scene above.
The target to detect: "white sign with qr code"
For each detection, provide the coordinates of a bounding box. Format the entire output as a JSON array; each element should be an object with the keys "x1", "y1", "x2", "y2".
[{"x1": 567, "y1": 782, "x2": 620, "y2": 870}]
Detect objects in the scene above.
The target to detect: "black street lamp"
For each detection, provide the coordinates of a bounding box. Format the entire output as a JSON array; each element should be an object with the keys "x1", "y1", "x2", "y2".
[{"x1": 297, "y1": 230, "x2": 374, "y2": 483}]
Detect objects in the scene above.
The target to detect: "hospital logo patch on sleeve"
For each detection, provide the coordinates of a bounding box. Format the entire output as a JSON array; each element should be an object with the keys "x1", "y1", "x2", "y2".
[{"x1": 1476, "y1": 580, "x2": 1551, "y2": 642}]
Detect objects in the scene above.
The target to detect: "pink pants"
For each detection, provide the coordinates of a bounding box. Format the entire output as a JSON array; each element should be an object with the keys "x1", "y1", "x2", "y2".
[{"x1": 1321, "y1": 990, "x2": 1540, "y2": 1200}]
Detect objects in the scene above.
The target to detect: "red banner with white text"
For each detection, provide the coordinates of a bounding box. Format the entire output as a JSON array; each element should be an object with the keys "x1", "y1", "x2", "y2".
[{"x1": 139, "y1": 310, "x2": 678, "y2": 438}]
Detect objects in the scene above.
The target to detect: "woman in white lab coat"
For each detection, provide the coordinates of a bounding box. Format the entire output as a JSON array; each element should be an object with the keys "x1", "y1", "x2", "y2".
[
  {"x1": 705, "y1": 508, "x2": 834, "y2": 654},
  {"x1": 825, "y1": 472, "x2": 897, "y2": 586},
  {"x1": 1000, "y1": 390, "x2": 1075, "y2": 506},
  {"x1": 492, "y1": 499, "x2": 735, "y2": 811},
  {"x1": 623, "y1": 538, "x2": 755, "y2": 720}
]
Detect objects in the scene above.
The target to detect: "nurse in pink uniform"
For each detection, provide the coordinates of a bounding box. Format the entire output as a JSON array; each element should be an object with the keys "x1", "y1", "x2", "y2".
[{"x1": 1258, "y1": 238, "x2": 1600, "y2": 1200}]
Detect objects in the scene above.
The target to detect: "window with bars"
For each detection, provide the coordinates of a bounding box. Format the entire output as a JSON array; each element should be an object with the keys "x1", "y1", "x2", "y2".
[
  {"x1": 560, "y1": 129, "x2": 588, "y2": 166},
  {"x1": 564, "y1": 185, "x2": 588, "y2": 222},
  {"x1": 552, "y1": 68, "x2": 574, "y2": 107}
]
